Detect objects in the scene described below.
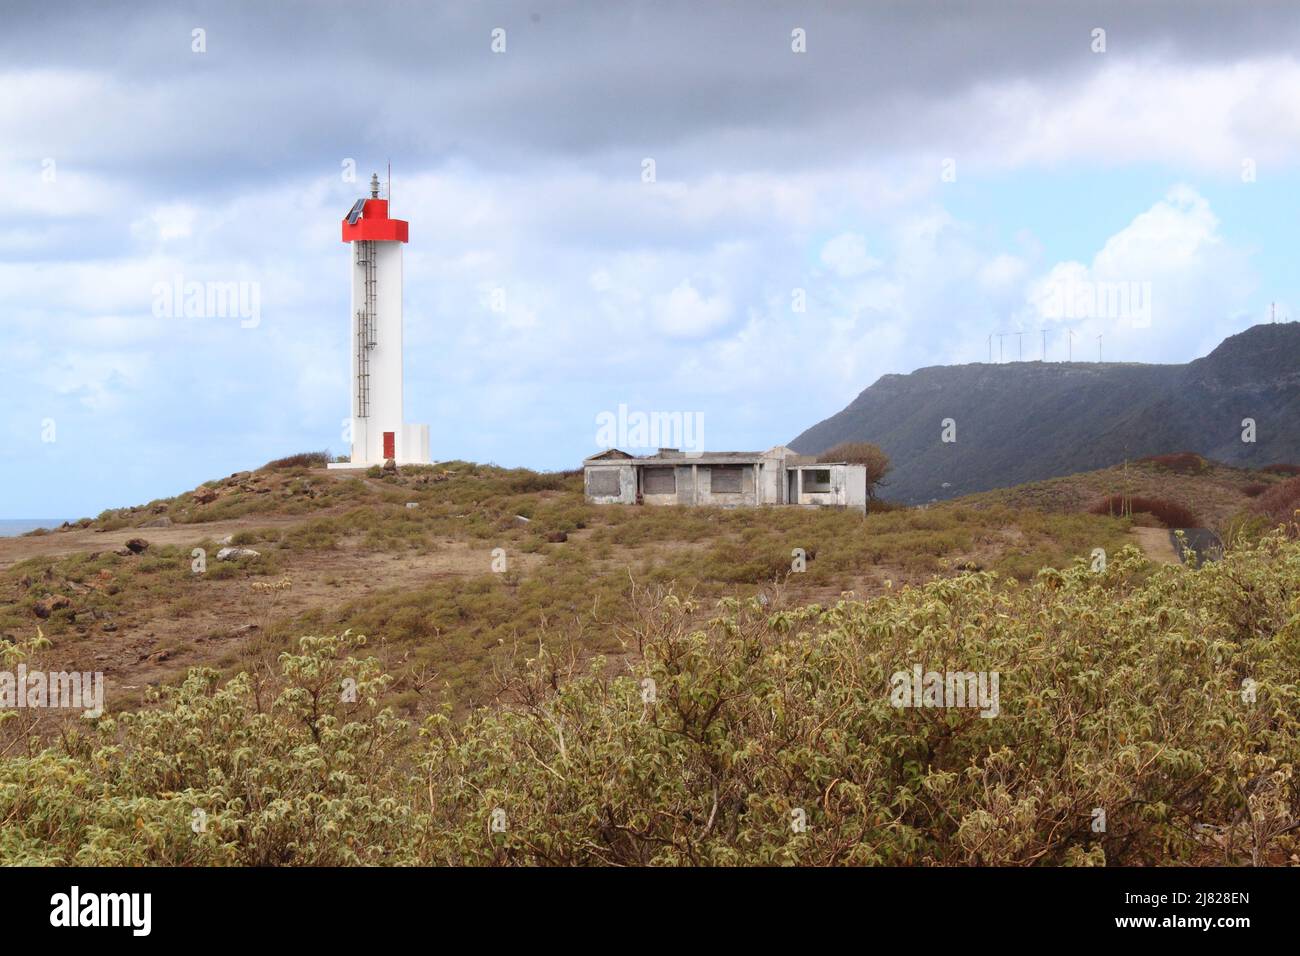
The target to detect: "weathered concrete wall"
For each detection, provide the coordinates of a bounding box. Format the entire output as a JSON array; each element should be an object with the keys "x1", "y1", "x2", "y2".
[
  {"x1": 840, "y1": 464, "x2": 868, "y2": 508},
  {"x1": 584, "y1": 464, "x2": 636, "y2": 504},
  {"x1": 631, "y1": 463, "x2": 763, "y2": 507},
  {"x1": 639, "y1": 465, "x2": 691, "y2": 504},
  {"x1": 758, "y1": 451, "x2": 787, "y2": 504},
  {"x1": 795, "y1": 464, "x2": 867, "y2": 510},
  {"x1": 694, "y1": 464, "x2": 759, "y2": 507},
  {"x1": 584, "y1": 451, "x2": 864, "y2": 510}
]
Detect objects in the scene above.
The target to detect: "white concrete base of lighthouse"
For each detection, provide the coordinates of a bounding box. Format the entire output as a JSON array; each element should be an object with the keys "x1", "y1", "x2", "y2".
[{"x1": 327, "y1": 421, "x2": 431, "y2": 468}]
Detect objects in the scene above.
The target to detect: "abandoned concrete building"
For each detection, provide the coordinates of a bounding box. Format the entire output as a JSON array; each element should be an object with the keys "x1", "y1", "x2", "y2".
[{"x1": 583, "y1": 446, "x2": 869, "y2": 509}]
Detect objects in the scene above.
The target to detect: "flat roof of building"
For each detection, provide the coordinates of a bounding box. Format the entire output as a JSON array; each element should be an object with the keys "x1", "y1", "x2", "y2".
[{"x1": 584, "y1": 447, "x2": 843, "y2": 466}]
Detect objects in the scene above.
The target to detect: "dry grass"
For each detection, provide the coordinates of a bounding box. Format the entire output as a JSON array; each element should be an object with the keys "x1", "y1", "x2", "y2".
[
  {"x1": 1, "y1": 461, "x2": 1137, "y2": 717},
  {"x1": 1135, "y1": 451, "x2": 1210, "y2": 475},
  {"x1": 263, "y1": 450, "x2": 332, "y2": 470},
  {"x1": 961, "y1": 458, "x2": 1280, "y2": 533}
]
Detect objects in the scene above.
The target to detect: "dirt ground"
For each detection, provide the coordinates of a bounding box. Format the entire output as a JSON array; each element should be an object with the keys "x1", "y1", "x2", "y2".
[
  {"x1": 3, "y1": 518, "x2": 546, "y2": 708},
  {"x1": 0, "y1": 516, "x2": 308, "y2": 572},
  {"x1": 1132, "y1": 527, "x2": 1180, "y2": 564}
]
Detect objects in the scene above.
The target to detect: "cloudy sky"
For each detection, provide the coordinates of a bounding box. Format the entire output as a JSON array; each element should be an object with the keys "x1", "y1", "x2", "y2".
[{"x1": 4, "y1": 0, "x2": 1299, "y2": 518}]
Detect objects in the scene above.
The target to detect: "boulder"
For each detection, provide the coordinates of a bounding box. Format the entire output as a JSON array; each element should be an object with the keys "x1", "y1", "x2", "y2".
[
  {"x1": 124, "y1": 538, "x2": 150, "y2": 554},
  {"x1": 545, "y1": 531, "x2": 568, "y2": 543},
  {"x1": 217, "y1": 547, "x2": 260, "y2": 561},
  {"x1": 141, "y1": 516, "x2": 173, "y2": 528},
  {"x1": 33, "y1": 595, "x2": 72, "y2": 619}
]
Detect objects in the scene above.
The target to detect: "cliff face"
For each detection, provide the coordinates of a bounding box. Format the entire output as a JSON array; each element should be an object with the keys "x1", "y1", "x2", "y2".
[{"x1": 789, "y1": 324, "x2": 1300, "y2": 503}]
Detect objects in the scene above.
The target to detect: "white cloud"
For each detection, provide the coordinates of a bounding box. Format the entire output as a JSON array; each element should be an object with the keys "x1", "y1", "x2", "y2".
[
  {"x1": 35, "y1": 350, "x2": 150, "y2": 412},
  {"x1": 131, "y1": 203, "x2": 197, "y2": 242},
  {"x1": 1022, "y1": 186, "x2": 1252, "y2": 360},
  {"x1": 820, "y1": 233, "x2": 881, "y2": 277},
  {"x1": 653, "y1": 280, "x2": 732, "y2": 338},
  {"x1": 978, "y1": 254, "x2": 1028, "y2": 291},
  {"x1": 964, "y1": 57, "x2": 1300, "y2": 171}
]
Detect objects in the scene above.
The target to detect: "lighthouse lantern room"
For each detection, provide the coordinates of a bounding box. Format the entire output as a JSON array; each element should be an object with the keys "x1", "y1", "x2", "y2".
[{"x1": 329, "y1": 173, "x2": 430, "y2": 469}]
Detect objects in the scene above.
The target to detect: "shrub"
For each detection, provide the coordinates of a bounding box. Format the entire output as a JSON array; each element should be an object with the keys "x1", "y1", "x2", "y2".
[
  {"x1": 818, "y1": 441, "x2": 892, "y2": 499},
  {"x1": 1260, "y1": 463, "x2": 1300, "y2": 476},
  {"x1": 1135, "y1": 452, "x2": 1207, "y2": 475},
  {"x1": 428, "y1": 538, "x2": 1300, "y2": 864},
  {"x1": 1089, "y1": 494, "x2": 1199, "y2": 528},
  {"x1": 1242, "y1": 482, "x2": 1269, "y2": 498},
  {"x1": 6, "y1": 534, "x2": 1300, "y2": 866},
  {"x1": 0, "y1": 633, "x2": 413, "y2": 865},
  {"x1": 264, "y1": 451, "x2": 331, "y2": 470},
  {"x1": 1251, "y1": 475, "x2": 1300, "y2": 534}
]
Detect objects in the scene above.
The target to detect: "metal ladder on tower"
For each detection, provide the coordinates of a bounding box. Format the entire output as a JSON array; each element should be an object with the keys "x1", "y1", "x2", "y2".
[{"x1": 355, "y1": 240, "x2": 378, "y2": 418}]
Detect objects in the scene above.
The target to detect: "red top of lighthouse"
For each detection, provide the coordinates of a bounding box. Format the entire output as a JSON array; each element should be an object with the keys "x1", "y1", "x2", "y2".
[{"x1": 341, "y1": 174, "x2": 408, "y2": 243}]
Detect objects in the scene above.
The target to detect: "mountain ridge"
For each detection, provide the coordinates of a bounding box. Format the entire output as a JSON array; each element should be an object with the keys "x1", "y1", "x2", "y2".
[{"x1": 789, "y1": 323, "x2": 1300, "y2": 503}]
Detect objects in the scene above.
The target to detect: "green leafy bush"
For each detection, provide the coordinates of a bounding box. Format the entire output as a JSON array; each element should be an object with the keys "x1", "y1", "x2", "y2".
[{"x1": 3, "y1": 535, "x2": 1298, "y2": 866}]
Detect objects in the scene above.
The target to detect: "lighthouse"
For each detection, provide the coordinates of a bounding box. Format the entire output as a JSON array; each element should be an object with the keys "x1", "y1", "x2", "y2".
[{"x1": 331, "y1": 173, "x2": 430, "y2": 468}]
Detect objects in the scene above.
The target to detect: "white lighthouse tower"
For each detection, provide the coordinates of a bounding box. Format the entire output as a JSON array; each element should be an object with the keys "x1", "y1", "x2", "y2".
[{"x1": 331, "y1": 173, "x2": 430, "y2": 468}]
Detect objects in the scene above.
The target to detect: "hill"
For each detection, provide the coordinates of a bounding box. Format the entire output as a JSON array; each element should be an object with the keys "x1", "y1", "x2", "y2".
[
  {"x1": 1, "y1": 452, "x2": 1287, "y2": 717},
  {"x1": 0, "y1": 457, "x2": 1157, "y2": 714},
  {"x1": 789, "y1": 323, "x2": 1300, "y2": 504},
  {"x1": 3, "y1": 454, "x2": 1298, "y2": 865}
]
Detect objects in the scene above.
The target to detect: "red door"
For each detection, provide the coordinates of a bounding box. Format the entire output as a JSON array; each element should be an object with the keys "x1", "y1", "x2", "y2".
[{"x1": 383, "y1": 431, "x2": 395, "y2": 459}]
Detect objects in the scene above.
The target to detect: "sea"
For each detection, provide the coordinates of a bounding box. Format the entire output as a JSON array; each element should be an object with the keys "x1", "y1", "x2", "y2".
[{"x1": 0, "y1": 519, "x2": 66, "y2": 538}]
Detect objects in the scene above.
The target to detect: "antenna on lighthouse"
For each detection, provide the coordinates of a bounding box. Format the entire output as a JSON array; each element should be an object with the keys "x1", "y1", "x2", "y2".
[{"x1": 387, "y1": 161, "x2": 392, "y2": 210}]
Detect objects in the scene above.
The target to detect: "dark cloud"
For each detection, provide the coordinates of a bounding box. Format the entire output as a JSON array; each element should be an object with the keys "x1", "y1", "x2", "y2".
[{"x1": 6, "y1": 0, "x2": 1299, "y2": 194}]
